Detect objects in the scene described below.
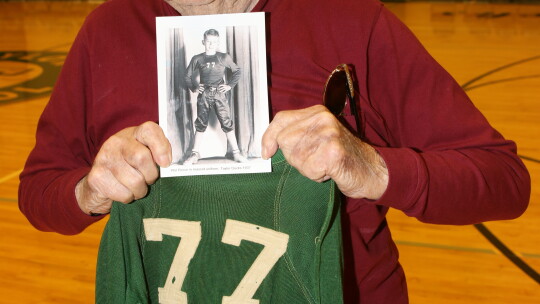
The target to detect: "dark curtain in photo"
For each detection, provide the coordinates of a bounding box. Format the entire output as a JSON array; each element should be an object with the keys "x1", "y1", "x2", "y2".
[
  {"x1": 226, "y1": 26, "x2": 259, "y2": 158},
  {"x1": 167, "y1": 28, "x2": 193, "y2": 164}
]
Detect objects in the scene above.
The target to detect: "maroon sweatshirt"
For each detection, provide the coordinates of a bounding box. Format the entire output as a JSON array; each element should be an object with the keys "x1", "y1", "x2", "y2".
[{"x1": 19, "y1": 0, "x2": 530, "y2": 302}]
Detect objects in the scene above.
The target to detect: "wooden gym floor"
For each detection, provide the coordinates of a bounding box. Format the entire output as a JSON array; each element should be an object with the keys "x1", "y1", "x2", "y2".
[{"x1": 0, "y1": 1, "x2": 538, "y2": 303}]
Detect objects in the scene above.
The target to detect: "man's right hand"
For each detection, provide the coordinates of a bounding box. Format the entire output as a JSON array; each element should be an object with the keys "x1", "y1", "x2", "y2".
[{"x1": 75, "y1": 121, "x2": 172, "y2": 215}]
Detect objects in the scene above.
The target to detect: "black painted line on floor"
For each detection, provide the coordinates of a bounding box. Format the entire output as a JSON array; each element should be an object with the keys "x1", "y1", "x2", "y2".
[
  {"x1": 474, "y1": 223, "x2": 540, "y2": 284},
  {"x1": 462, "y1": 55, "x2": 540, "y2": 90},
  {"x1": 462, "y1": 56, "x2": 540, "y2": 285},
  {"x1": 519, "y1": 155, "x2": 540, "y2": 164},
  {"x1": 463, "y1": 74, "x2": 540, "y2": 91}
]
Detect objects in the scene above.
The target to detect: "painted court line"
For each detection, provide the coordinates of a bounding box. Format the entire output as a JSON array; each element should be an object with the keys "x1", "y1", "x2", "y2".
[
  {"x1": 0, "y1": 169, "x2": 22, "y2": 184},
  {"x1": 395, "y1": 240, "x2": 495, "y2": 254},
  {"x1": 0, "y1": 197, "x2": 17, "y2": 203},
  {"x1": 395, "y1": 240, "x2": 540, "y2": 260}
]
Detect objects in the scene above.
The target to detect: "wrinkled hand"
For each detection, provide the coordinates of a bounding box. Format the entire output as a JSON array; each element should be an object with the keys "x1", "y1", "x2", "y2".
[
  {"x1": 218, "y1": 84, "x2": 231, "y2": 93},
  {"x1": 75, "y1": 122, "x2": 172, "y2": 215},
  {"x1": 197, "y1": 84, "x2": 205, "y2": 94},
  {"x1": 261, "y1": 105, "x2": 388, "y2": 200}
]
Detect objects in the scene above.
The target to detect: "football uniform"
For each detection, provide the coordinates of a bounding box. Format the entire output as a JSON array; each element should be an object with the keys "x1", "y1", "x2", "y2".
[
  {"x1": 96, "y1": 150, "x2": 343, "y2": 303},
  {"x1": 184, "y1": 52, "x2": 241, "y2": 133}
]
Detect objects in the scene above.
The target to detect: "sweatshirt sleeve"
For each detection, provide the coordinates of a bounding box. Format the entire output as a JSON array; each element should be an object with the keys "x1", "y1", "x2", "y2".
[
  {"x1": 184, "y1": 56, "x2": 199, "y2": 92},
  {"x1": 365, "y1": 7, "x2": 530, "y2": 224},
  {"x1": 222, "y1": 53, "x2": 241, "y2": 88},
  {"x1": 18, "y1": 27, "x2": 105, "y2": 235}
]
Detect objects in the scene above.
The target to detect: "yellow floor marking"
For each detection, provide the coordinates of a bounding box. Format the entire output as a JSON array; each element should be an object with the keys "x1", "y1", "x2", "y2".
[{"x1": 0, "y1": 169, "x2": 22, "y2": 184}]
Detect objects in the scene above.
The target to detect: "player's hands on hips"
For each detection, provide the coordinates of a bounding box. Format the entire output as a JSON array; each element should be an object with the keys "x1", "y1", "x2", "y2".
[
  {"x1": 75, "y1": 121, "x2": 172, "y2": 215},
  {"x1": 198, "y1": 84, "x2": 205, "y2": 93},
  {"x1": 261, "y1": 105, "x2": 388, "y2": 200},
  {"x1": 218, "y1": 84, "x2": 232, "y2": 93}
]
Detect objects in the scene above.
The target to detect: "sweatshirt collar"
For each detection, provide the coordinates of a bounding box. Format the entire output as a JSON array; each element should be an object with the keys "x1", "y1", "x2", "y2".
[{"x1": 161, "y1": 0, "x2": 269, "y2": 16}]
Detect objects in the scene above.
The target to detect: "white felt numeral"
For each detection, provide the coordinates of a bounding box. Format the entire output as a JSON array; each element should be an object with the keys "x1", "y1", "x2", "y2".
[
  {"x1": 143, "y1": 218, "x2": 289, "y2": 304},
  {"x1": 143, "y1": 219, "x2": 202, "y2": 304},
  {"x1": 222, "y1": 219, "x2": 289, "y2": 304}
]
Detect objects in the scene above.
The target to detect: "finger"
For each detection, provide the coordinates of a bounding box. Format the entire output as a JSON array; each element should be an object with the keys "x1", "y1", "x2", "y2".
[
  {"x1": 89, "y1": 124, "x2": 159, "y2": 203},
  {"x1": 87, "y1": 165, "x2": 137, "y2": 204},
  {"x1": 272, "y1": 109, "x2": 347, "y2": 181},
  {"x1": 292, "y1": 141, "x2": 342, "y2": 182},
  {"x1": 262, "y1": 106, "x2": 329, "y2": 159},
  {"x1": 134, "y1": 122, "x2": 172, "y2": 167},
  {"x1": 261, "y1": 111, "x2": 295, "y2": 159},
  {"x1": 264, "y1": 106, "x2": 332, "y2": 160},
  {"x1": 110, "y1": 160, "x2": 150, "y2": 200},
  {"x1": 122, "y1": 140, "x2": 160, "y2": 185},
  {"x1": 276, "y1": 125, "x2": 328, "y2": 179}
]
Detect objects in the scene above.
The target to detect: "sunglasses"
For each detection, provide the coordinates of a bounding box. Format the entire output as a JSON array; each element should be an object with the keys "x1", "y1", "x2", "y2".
[{"x1": 323, "y1": 64, "x2": 361, "y2": 133}]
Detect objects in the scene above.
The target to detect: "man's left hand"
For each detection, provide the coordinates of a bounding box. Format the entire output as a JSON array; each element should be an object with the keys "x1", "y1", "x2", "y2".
[
  {"x1": 261, "y1": 105, "x2": 388, "y2": 200},
  {"x1": 218, "y1": 84, "x2": 232, "y2": 93}
]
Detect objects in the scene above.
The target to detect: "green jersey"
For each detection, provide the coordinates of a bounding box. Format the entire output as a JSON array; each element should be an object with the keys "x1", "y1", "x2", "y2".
[{"x1": 96, "y1": 151, "x2": 343, "y2": 303}]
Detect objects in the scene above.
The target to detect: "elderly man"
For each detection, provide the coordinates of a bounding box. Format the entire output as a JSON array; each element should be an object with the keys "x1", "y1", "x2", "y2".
[{"x1": 19, "y1": 0, "x2": 530, "y2": 302}]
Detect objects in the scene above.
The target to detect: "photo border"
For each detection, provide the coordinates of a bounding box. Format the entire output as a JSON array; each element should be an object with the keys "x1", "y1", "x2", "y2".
[{"x1": 156, "y1": 12, "x2": 270, "y2": 177}]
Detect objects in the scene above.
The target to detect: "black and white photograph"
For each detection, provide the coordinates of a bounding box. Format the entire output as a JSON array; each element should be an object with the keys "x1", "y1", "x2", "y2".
[{"x1": 157, "y1": 12, "x2": 270, "y2": 177}]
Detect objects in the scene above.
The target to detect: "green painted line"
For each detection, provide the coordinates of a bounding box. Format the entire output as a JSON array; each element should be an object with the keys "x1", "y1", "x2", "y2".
[
  {"x1": 523, "y1": 253, "x2": 540, "y2": 259},
  {"x1": 0, "y1": 197, "x2": 17, "y2": 203},
  {"x1": 395, "y1": 240, "x2": 540, "y2": 260},
  {"x1": 395, "y1": 240, "x2": 496, "y2": 254}
]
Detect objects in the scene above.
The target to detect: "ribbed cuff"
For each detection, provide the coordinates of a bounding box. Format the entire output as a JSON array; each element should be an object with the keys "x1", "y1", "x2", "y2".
[
  {"x1": 58, "y1": 167, "x2": 106, "y2": 234},
  {"x1": 371, "y1": 146, "x2": 426, "y2": 213}
]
